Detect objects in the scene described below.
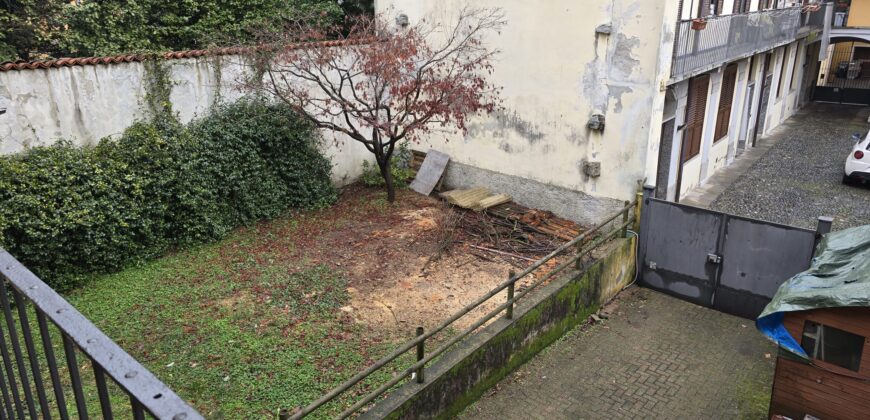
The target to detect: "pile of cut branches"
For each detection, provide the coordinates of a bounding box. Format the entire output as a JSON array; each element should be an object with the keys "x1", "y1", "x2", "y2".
[{"x1": 457, "y1": 211, "x2": 563, "y2": 258}]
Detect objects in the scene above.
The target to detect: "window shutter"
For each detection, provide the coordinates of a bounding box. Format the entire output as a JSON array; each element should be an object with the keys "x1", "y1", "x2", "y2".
[
  {"x1": 683, "y1": 74, "x2": 709, "y2": 162},
  {"x1": 715, "y1": 65, "x2": 738, "y2": 141}
]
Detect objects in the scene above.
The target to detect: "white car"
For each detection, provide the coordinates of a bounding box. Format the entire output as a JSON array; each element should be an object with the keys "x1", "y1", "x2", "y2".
[{"x1": 844, "y1": 131, "x2": 870, "y2": 185}]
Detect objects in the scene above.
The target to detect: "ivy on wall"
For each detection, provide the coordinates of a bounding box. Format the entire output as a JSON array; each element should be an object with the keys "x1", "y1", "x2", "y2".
[{"x1": 142, "y1": 57, "x2": 177, "y2": 125}]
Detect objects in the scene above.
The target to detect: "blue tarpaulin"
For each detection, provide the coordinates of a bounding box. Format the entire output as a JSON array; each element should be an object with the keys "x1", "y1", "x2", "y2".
[{"x1": 756, "y1": 224, "x2": 870, "y2": 358}]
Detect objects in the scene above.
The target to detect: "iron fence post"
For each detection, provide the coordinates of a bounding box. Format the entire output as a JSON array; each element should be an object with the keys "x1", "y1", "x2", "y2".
[
  {"x1": 622, "y1": 201, "x2": 630, "y2": 238},
  {"x1": 813, "y1": 216, "x2": 834, "y2": 256},
  {"x1": 506, "y1": 270, "x2": 516, "y2": 320},
  {"x1": 575, "y1": 238, "x2": 585, "y2": 269},
  {"x1": 415, "y1": 327, "x2": 425, "y2": 384},
  {"x1": 634, "y1": 192, "x2": 643, "y2": 232},
  {"x1": 636, "y1": 186, "x2": 655, "y2": 275}
]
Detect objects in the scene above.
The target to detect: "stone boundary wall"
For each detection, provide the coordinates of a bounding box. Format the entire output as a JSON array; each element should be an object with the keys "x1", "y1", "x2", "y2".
[
  {"x1": 0, "y1": 56, "x2": 373, "y2": 185},
  {"x1": 361, "y1": 236, "x2": 637, "y2": 420}
]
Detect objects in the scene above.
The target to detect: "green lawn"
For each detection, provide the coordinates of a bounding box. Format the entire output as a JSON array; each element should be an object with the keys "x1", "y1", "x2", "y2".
[{"x1": 63, "y1": 188, "x2": 415, "y2": 418}]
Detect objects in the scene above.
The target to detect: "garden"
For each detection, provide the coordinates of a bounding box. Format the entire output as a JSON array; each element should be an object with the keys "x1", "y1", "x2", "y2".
[
  {"x1": 0, "y1": 100, "x2": 573, "y2": 418},
  {"x1": 0, "y1": 7, "x2": 527, "y2": 416}
]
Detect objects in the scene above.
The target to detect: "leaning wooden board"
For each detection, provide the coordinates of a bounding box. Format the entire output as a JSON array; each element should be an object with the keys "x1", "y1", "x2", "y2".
[{"x1": 410, "y1": 150, "x2": 450, "y2": 196}]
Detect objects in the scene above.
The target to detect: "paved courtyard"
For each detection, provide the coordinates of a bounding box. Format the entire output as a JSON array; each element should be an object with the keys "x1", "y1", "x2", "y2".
[
  {"x1": 460, "y1": 288, "x2": 776, "y2": 419},
  {"x1": 686, "y1": 103, "x2": 870, "y2": 230}
]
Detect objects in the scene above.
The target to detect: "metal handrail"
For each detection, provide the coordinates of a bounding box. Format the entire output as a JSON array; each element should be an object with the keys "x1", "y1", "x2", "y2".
[
  {"x1": 289, "y1": 199, "x2": 640, "y2": 419},
  {"x1": 0, "y1": 250, "x2": 203, "y2": 420},
  {"x1": 670, "y1": 5, "x2": 829, "y2": 81}
]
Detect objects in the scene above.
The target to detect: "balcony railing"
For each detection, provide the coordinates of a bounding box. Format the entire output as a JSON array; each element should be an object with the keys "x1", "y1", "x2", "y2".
[
  {"x1": 672, "y1": 4, "x2": 830, "y2": 81},
  {"x1": 0, "y1": 249, "x2": 203, "y2": 419}
]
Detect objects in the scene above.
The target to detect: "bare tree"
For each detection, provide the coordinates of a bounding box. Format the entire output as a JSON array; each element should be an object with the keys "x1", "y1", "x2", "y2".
[{"x1": 240, "y1": 8, "x2": 505, "y2": 202}]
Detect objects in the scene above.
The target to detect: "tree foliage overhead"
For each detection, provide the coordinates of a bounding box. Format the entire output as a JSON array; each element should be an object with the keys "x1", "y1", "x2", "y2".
[{"x1": 0, "y1": 0, "x2": 374, "y2": 62}]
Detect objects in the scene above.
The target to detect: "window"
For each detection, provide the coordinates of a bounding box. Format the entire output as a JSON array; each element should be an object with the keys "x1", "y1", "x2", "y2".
[
  {"x1": 801, "y1": 321, "x2": 865, "y2": 372},
  {"x1": 854, "y1": 46, "x2": 870, "y2": 60},
  {"x1": 733, "y1": 0, "x2": 750, "y2": 13},
  {"x1": 714, "y1": 65, "x2": 738, "y2": 141},
  {"x1": 698, "y1": 0, "x2": 721, "y2": 17},
  {"x1": 776, "y1": 47, "x2": 789, "y2": 98}
]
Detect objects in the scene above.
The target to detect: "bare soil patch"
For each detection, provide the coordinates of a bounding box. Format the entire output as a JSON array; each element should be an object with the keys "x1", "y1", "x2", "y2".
[
  {"x1": 71, "y1": 183, "x2": 578, "y2": 417},
  {"x1": 278, "y1": 185, "x2": 565, "y2": 334}
]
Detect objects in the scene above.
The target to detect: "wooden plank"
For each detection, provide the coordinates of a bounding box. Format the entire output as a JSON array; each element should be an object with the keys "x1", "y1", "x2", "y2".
[
  {"x1": 473, "y1": 194, "x2": 512, "y2": 212},
  {"x1": 410, "y1": 149, "x2": 450, "y2": 196},
  {"x1": 440, "y1": 188, "x2": 491, "y2": 209},
  {"x1": 772, "y1": 353, "x2": 870, "y2": 419}
]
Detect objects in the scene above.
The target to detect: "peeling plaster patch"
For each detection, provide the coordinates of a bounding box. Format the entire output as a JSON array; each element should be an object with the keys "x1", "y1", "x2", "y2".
[
  {"x1": 608, "y1": 85, "x2": 633, "y2": 113},
  {"x1": 499, "y1": 141, "x2": 514, "y2": 153},
  {"x1": 610, "y1": 34, "x2": 641, "y2": 82},
  {"x1": 582, "y1": 61, "x2": 608, "y2": 113}
]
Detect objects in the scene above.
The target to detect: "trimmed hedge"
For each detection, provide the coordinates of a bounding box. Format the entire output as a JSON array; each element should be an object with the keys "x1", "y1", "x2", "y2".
[{"x1": 0, "y1": 100, "x2": 336, "y2": 291}]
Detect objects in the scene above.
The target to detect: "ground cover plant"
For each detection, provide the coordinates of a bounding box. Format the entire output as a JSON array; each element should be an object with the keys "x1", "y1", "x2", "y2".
[{"x1": 59, "y1": 185, "x2": 541, "y2": 418}]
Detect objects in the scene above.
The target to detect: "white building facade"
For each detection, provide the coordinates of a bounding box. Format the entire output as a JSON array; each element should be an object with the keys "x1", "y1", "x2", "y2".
[{"x1": 376, "y1": 0, "x2": 830, "y2": 218}]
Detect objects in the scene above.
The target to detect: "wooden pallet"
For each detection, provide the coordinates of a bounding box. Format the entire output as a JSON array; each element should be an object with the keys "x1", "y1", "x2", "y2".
[{"x1": 440, "y1": 188, "x2": 512, "y2": 212}]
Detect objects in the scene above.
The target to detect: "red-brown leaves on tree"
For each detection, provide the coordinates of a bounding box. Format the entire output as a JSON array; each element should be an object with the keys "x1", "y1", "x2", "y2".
[{"x1": 237, "y1": 8, "x2": 506, "y2": 202}]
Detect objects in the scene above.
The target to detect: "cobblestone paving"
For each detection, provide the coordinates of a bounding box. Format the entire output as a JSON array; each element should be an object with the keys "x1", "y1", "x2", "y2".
[
  {"x1": 460, "y1": 288, "x2": 776, "y2": 419},
  {"x1": 710, "y1": 103, "x2": 870, "y2": 230}
]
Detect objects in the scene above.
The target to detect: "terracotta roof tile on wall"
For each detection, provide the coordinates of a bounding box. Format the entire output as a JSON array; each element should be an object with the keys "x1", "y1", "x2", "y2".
[{"x1": 0, "y1": 39, "x2": 371, "y2": 72}]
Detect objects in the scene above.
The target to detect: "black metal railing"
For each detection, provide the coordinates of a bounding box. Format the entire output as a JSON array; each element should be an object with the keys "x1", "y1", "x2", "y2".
[
  {"x1": 672, "y1": 4, "x2": 830, "y2": 81},
  {"x1": 0, "y1": 250, "x2": 203, "y2": 419},
  {"x1": 287, "y1": 198, "x2": 641, "y2": 419}
]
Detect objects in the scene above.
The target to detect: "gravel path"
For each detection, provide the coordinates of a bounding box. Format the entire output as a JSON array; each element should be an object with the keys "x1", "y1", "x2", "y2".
[{"x1": 710, "y1": 103, "x2": 870, "y2": 231}]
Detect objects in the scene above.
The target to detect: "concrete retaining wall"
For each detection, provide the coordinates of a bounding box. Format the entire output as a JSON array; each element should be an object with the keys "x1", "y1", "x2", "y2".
[
  {"x1": 442, "y1": 161, "x2": 625, "y2": 226},
  {"x1": 361, "y1": 237, "x2": 636, "y2": 420}
]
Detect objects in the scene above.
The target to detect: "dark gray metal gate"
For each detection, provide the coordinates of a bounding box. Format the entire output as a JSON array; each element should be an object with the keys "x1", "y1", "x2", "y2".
[
  {"x1": 812, "y1": 41, "x2": 870, "y2": 105},
  {"x1": 638, "y1": 188, "x2": 831, "y2": 319}
]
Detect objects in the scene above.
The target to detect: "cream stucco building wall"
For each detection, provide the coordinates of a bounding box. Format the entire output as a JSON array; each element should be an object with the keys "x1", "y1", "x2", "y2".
[{"x1": 376, "y1": 0, "x2": 677, "y2": 218}]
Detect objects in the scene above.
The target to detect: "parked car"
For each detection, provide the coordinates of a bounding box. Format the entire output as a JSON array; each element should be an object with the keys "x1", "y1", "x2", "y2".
[{"x1": 844, "y1": 131, "x2": 870, "y2": 185}]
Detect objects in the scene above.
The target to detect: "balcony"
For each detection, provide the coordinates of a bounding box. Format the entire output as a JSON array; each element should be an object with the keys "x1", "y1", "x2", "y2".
[
  {"x1": 671, "y1": 4, "x2": 830, "y2": 81},
  {"x1": 830, "y1": 3, "x2": 870, "y2": 42}
]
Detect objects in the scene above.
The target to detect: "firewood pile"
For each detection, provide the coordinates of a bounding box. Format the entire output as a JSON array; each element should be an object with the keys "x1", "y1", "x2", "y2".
[
  {"x1": 488, "y1": 203, "x2": 583, "y2": 241},
  {"x1": 455, "y1": 202, "x2": 585, "y2": 260}
]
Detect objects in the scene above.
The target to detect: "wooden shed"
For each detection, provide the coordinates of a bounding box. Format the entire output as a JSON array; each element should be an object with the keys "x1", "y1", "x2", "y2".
[
  {"x1": 756, "y1": 225, "x2": 870, "y2": 420},
  {"x1": 769, "y1": 307, "x2": 870, "y2": 419}
]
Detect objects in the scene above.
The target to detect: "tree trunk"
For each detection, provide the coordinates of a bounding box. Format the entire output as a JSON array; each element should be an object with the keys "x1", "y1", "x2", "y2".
[{"x1": 379, "y1": 159, "x2": 396, "y2": 202}]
